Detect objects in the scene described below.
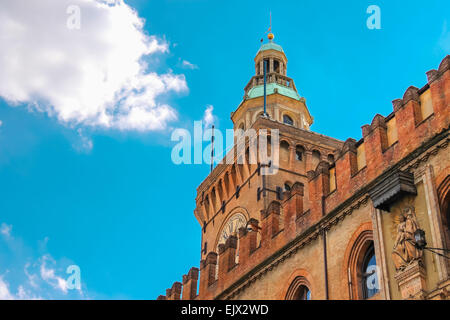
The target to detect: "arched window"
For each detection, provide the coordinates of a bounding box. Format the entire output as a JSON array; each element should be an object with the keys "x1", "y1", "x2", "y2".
[
  {"x1": 285, "y1": 276, "x2": 312, "y2": 300},
  {"x1": 312, "y1": 150, "x2": 321, "y2": 160},
  {"x1": 204, "y1": 195, "x2": 210, "y2": 217},
  {"x1": 224, "y1": 172, "x2": 230, "y2": 197},
  {"x1": 245, "y1": 147, "x2": 252, "y2": 174},
  {"x1": 274, "y1": 60, "x2": 280, "y2": 73},
  {"x1": 312, "y1": 149, "x2": 321, "y2": 168},
  {"x1": 210, "y1": 188, "x2": 217, "y2": 212},
  {"x1": 260, "y1": 135, "x2": 272, "y2": 160},
  {"x1": 361, "y1": 243, "x2": 378, "y2": 299},
  {"x1": 230, "y1": 165, "x2": 237, "y2": 187},
  {"x1": 280, "y1": 140, "x2": 290, "y2": 162},
  {"x1": 257, "y1": 111, "x2": 270, "y2": 120},
  {"x1": 237, "y1": 162, "x2": 245, "y2": 179},
  {"x1": 217, "y1": 180, "x2": 224, "y2": 203},
  {"x1": 296, "y1": 145, "x2": 305, "y2": 161},
  {"x1": 327, "y1": 154, "x2": 335, "y2": 164},
  {"x1": 346, "y1": 227, "x2": 379, "y2": 300},
  {"x1": 283, "y1": 115, "x2": 294, "y2": 125},
  {"x1": 284, "y1": 182, "x2": 291, "y2": 192},
  {"x1": 245, "y1": 147, "x2": 250, "y2": 165},
  {"x1": 437, "y1": 175, "x2": 450, "y2": 257},
  {"x1": 294, "y1": 285, "x2": 311, "y2": 300}
]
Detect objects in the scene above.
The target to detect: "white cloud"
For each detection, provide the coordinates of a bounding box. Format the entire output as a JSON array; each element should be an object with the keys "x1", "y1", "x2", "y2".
[
  {"x1": 0, "y1": 276, "x2": 14, "y2": 300},
  {"x1": 73, "y1": 128, "x2": 94, "y2": 152},
  {"x1": 0, "y1": 0, "x2": 188, "y2": 132},
  {"x1": 0, "y1": 120, "x2": 3, "y2": 127},
  {"x1": 0, "y1": 274, "x2": 42, "y2": 300},
  {"x1": 24, "y1": 263, "x2": 39, "y2": 289},
  {"x1": 182, "y1": 60, "x2": 198, "y2": 70},
  {"x1": 203, "y1": 105, "x2": 215, "y2": 128},
  {"x1": 0, "y1": 229, "x2": 85, "y2": 299},
  {"x1": 39, "y1": 255, "x2": 68, "y2": 294},
  {"x1": 0, "y1": 223, "x2": 12, "y2": 237}
]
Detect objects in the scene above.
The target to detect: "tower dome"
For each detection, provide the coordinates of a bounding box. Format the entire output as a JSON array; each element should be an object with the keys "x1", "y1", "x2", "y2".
[
  {"x1": 231, "y1": 36, "x2": 313, "y2": 132},
  {"x1": 257, "y1": 41, "x2": 284, "y2": 55}
]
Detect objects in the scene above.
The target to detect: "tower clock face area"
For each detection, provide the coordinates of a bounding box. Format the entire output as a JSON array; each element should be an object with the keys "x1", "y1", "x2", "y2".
[{"x1": 216, "y1": 213, "x2": 247, "y2": 249}]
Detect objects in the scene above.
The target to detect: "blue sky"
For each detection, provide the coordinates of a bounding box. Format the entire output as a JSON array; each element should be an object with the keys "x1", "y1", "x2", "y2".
[{"x1": 0, "y1": 0, "x2": 448, "y2": 299}]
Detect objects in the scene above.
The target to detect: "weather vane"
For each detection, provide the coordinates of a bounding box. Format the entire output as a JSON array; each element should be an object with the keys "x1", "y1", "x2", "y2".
[
  {"x1": 266, "y1": 12, "x2": 274, "y2": 41},
  {"x1": 260, "y1": 12, "x2": 274, "y2": 43}
]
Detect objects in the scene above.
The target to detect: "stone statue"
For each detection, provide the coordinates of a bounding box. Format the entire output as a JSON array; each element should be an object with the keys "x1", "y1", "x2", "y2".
[{"x1": 392, "y1": 206, "x2": 423, "y2": 271}]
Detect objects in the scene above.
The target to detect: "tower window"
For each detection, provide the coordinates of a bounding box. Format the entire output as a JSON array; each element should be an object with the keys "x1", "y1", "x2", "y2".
[
  {"x1": 280, "y1": 140, "x2": 290, "y2": 161},
  {"x1": 284, "y1": 183, "x2": 291, "y2": 192},
  {"x1": 274, "y1": 60, "x2": 280, "y2": 73},
  {"x1": 283, "y1": 115, "x2": 293, "y2": 125},
  {"x1": 328, "y1": 154, "x2": 335, "y2": 164},
  {"x1": 295, "y1": 146, "x2": 305, "y2": 161},
  {"x1": 312, "y1": 150, "x2": 321, "y2": 168}
]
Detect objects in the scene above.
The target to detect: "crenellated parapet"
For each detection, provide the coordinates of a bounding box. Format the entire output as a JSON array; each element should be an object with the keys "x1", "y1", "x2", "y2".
[
  {"x1": 325, "y1": 55, "x2": 449, "y2": 213},
  {"x1": 158, "y1": 187, "x2": 315, "y2": 299},
  {"x1": 164, "y1": 281, "x2": 182, "y2": 300},
  {"x1": 182, "y1": 267, "x2": 199, "y2": 300}
]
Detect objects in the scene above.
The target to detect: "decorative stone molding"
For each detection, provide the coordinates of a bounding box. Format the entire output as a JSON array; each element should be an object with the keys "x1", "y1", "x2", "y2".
[
  {"x1": 406, "y1": 136, "x2": 449, "y2": 172},
  {"x1": 368, "y1": 170, "x2": 417, "y2": 212},
  {"x1": 394, "y1": 260, "x2": 427, "y2": 300}
]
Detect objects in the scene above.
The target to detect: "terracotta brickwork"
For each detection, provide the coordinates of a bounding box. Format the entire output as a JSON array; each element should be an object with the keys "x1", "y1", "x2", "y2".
[{"x1": 159, "y1": 51, "x2": 449, "y2": 300}]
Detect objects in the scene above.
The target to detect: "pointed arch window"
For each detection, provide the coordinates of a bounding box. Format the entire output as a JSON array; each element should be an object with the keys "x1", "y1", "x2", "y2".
[
  {"x1": 285, "y1": 276, "x2": 312, "y2": 300},
  {"x1": 347, "y1": 230, "x2": 380, "y2": 300},
  {"x1": 361, "y1": 243, "x2": 378, "y2": 299},
  {"x1": 294, "y1": 285, "x2": 311, "y2": 300},
  {"x1": 437, "y1": 175, "x2": 450, "y2": 253}
]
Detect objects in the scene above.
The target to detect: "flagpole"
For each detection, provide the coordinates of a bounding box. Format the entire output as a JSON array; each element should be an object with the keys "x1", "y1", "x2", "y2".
[
  {"x1": 263, "y1": 59, "x2": 267, "y2": 116},
  {"x1": 262, "y1": 41, "x2": 267, "y2": 200},
  {"x1": 210, "y1": 125, "x2": 215, "y2": 173}
]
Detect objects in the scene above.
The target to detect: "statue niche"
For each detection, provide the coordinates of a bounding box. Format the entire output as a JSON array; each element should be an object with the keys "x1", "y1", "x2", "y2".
[{"x1": 391, "y1": 206, "x2": 423, "y2": 271}]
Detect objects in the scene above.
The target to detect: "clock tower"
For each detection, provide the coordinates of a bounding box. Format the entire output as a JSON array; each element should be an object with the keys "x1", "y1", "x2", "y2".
[{"x1": 194, "y1": 33, "x2": 343, "y2": 276}]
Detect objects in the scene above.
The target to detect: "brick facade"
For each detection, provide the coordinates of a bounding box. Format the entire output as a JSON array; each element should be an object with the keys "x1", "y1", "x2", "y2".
[{"x1": 159, "y1": 45, "x2": 450, "y2": 300}]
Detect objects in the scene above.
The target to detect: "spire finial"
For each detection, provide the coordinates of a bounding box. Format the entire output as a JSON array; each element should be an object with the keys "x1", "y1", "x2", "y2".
[{"x1": 267, "y1": 12, "x2": 274, "y2": 42}]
